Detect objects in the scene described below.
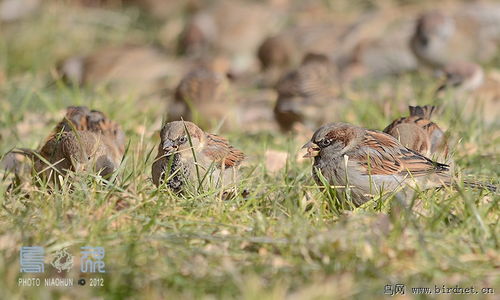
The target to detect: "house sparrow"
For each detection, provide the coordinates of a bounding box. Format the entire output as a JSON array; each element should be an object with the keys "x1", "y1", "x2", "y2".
[
  {"x1": 410, "y1": 6, "x2": 500, "y2": 69},
  {"x1": 257, "y1": 23, "x2": 343, "y2": 71},
  {"x1": 383, "y1": 105, "x2": 448, "y2": 160},
  {"x1": 14, "y1": 106, "x2": 125, "y2": 184},
  {"x1": 53, "y1": 106, "x2": 126, "y2": 156},
  {"x1": 334, "y1": 11, "x2": 418, "y2": 82},
  {"x1": 34, "y1": 130, "x2": 121, "y2": 182},
  {"x1": 152, "y1": 121, "x2": 244, "y2": 193},
  {"x1": 58, "y1": 45, "x2": 179, "y2": 99},
  {"x1": 274, "y1": 53, "x2": 344, "y2": 131},
  {"x1": 303, "y1": 122, "x2": 452, "y2": 206},
  {"x1": 177, "y1": 0, "x2": 282, "y2": 74},
  {"x1": 435, "y1": 62, "x2": 499, "y2": 124},
  {"x1": 167, "y1": 60, "x2": 229, "y2": 129},
  {"x1": 436, "y1": 61, "x2": 484, "y2": 93}
]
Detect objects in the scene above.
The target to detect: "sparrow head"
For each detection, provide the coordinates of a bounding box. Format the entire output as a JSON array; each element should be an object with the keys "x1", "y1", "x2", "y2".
[
  {"x1": 159, "y1": 121, "x2": 204, "y2": 155},
  {"x1": 60, "y1": 131, "x2": 118, "y2": 176},
  {"x1": 436, "y1": 61, "x2": 484, "y2": 94},
  {"x1": 257, "y1": 34, "x2": 293, "y2": 70},
  {"x1": 58, "y1": 106, "x2": 90, "y2": 132},
  {"x1": 178, "y1": 13, "x2": 217, "y2": 55},
  {"x1": 414, "y1": 10, "x2": 454, "y2": 47},
  {"x1": 303, "y1": 123, "x2": 363, "y2": 159}
]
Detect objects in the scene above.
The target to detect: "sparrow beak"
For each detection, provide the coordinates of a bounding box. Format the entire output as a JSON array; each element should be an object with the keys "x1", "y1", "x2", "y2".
[
  {"x1": 162, "y1": 140, "x2": 178, "y2": 154},
  {"x1": 302, "y1": 141, "x2": 320, "y2": 158}
]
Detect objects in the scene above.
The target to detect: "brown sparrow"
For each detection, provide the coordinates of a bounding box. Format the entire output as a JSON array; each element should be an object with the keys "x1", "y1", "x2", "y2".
[
  {"x1": 303, "y1": 122, "x2": 452, "y2": 206},
  {"x1": 436, "y1": 61, "x2": 485, "y2": 93},
  {"x1": 53, "y1": 106, "x2": 126, "y2": 155},
  {"x1": 27, "y1": 106, "x2": 125, "y2": 183},
  {"x1": 177, "y1": 1, "x2": 281, "y2": 74},
  {"x1": 334, "y1": 11, "x2": 418, "y2": 82},
  {"x1": 274, "y1": 53, "x2": 343, "y2": 131},
  {"x1": 58, "y1": 45, "x2": 179, "y2": 98},
  {"x1": 34, "y1": 130, "x2": 121, "y2": 182},
  {"x1": 410, "y1": 6, "x2": 500, "y2": 69},
  {"x1": 167, "y1": 60, "x2": 229, "y2": 129},
  {"x1": 257, "y1": 23, "x2": 343, "y2": 71},
  {"x1": 152, "y1": 121, "x2": 244, "y2": 193},
  {"x1": 435, "y1": 62, "x2": 500, "y2": 124},
  {"x1": 383, "y1": 106, "x2": 448, "y2": 160}
]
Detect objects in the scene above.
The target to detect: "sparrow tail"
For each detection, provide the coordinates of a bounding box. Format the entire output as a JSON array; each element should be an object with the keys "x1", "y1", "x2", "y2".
[
  {"x1": 461, "y1": 180, "x2": 497, "y2": 193},
  {"x1": 408, "y1": 105, "x2": 436, "y2": 119}
]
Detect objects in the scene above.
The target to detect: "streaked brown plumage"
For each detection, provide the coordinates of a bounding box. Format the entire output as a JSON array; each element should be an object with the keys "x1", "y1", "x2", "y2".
[
  {"x1": 35, "y1": 131, "x2": 121, "y2": 181},
  {"x1": 383, "y1": 106, "x2": 448, "y2": 159},
  {"x1": 152, "y1": 121, "x2": 244, "y2": 192},
  {"x1": 53, "y1": 106, "x2": 125, "y2": 156},
  {"x1": 32, "y1": 106, "x2": 125, "y2": 183},
  {"x1": 303, "y1": 122, "x2": 451, "y2": 206}
]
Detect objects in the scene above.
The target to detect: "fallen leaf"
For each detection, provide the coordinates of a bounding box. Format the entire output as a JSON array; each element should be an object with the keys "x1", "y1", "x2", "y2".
[{"x1": 265, "y1": 150, "x2": 288, "y2": 174}]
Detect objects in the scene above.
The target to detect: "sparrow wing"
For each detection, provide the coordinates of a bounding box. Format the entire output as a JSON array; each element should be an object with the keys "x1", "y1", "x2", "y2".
[
  {"x1": 355, "y1": 130, "x2": 449, "y2": 176},
  {"x1": 384, "y1": 115, "x2": 435, "y2": 133},
  {"x1": 382, "y1": 116, "x2": 406, "y2": 133},
  {"x1": 203, "y1": 133, "x2": 245, "y2": 168}
]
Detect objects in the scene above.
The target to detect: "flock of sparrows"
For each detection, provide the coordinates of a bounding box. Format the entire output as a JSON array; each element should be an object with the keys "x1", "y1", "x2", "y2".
[{"x1": 2, "y1": 1, "x2": 499, "y2": 207}]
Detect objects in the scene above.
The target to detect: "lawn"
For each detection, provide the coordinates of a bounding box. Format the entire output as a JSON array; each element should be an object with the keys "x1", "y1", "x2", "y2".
[{"x1": 0, "y1": 1, "x2": 498, "y2": 299}]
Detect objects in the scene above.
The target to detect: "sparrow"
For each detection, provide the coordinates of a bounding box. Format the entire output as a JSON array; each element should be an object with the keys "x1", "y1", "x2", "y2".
[
  {"x1": 34, "y1": 130, "x2": 121, "y2": 182},
  {"x1": 303, "y1": 122, "x2": 453, "y2": 206},
  {"x1": 58, "y1": 45, "x2": 179, "y2": 99},
  {"x1": 257, "y1": 34, "x2": 295, "y2": 72},
  {"x1": 53, "y1": 106, "x2": 126, "y2": 156},
  {"x1": 257, "y1": 23, "x2": 343, "y2": 71},
  {"x1": 16, "y1": 106, "x2": 125, "y2": 184},
  {"x1": 410, "y1": 5, "x2": 500, "y2": 69},
  {"x1": 334, "y1": 11, "x2": 418, "y2": 82},
  {"x1": 435, "y1": 62, "x2": 500, "y2": 124},
  {"x1": 274, "y1": 53, "x2": 343, "y2": 131},
  {"x1": 167, "y1": 60, "x2": 230, "y2": 129},
  {"x1": 383, "y1": 105, "x2": 448, "y2": 160},
  {"x1": 152, "y1": 121, "x2": 244, "y2": 193},
  {"x1": 177, "y1": 0, "x2": 282, "y2": 74},
  {"x1": 436, "y1": 61, "x2": 484, "y2": 93}
]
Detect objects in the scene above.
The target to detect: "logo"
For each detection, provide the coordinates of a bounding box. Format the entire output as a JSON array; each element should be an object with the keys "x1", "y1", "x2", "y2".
[
  {"x1": 50, "y1": 248, "x2": 74, "y2": 273},
  {"x1": 18, "y1": 245, "x2": 106, "y2": 288},
  {"x1": 80, "y1": 247, "x2": 106, "y2": 273},
  {"x1": 20, "y1": 246, "x2": 45, "y2": 273}
]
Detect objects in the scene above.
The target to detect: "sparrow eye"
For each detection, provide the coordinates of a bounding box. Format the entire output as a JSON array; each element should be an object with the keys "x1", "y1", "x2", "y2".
[
  {"x1": 319, "y1": 139, "x2": 331, "y2": 148},
  {"x1": 178, "y1": 136, "x2": 188, "y2": 144}
]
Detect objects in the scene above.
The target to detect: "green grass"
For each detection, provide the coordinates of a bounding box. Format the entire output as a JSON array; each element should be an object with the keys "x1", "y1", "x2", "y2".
[{"x1": 0, "y1": 2, "x2": 499, "y2": 299}]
